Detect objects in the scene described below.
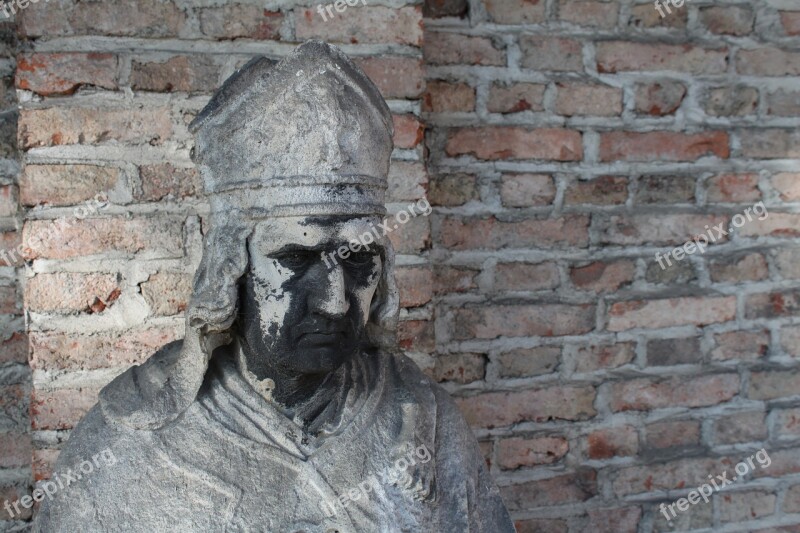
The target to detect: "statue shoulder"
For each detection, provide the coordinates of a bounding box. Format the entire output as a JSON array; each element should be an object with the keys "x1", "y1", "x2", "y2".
[{"x1": 98, "y1": 339, "x2": 188, "y2": 430}]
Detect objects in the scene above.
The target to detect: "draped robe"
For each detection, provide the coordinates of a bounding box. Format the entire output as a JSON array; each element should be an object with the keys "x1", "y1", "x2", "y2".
[{"x1": 34, "y1": 341, "x2": 515, "y2": 532}]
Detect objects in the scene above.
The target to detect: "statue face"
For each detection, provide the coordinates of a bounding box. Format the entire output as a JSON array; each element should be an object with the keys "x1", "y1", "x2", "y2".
[{"x1": 237, "y1": 215, "x2": 384, "y2": 381}]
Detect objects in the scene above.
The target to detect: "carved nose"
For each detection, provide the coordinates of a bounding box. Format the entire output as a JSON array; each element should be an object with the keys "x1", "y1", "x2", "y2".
[{"x1": 310, "y1": 264, "x2": 350, "y2": 318}]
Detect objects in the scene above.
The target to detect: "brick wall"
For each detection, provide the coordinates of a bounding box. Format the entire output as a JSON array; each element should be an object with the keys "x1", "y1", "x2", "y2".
[
  {"x1": 423, "y1": 0, "x2": 800, "y2": 531},
  {"x1": 1, "y1": 0, "x2": 800, "y2": 531}
]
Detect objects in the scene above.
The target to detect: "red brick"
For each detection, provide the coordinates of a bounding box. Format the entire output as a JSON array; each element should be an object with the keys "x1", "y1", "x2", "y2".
[
  {"x1": 573, "y1": 342, "x2": 635, "y2": 373},
  {"x1": 130, "y1": 55, "x2": 220, "y2": 93},
  {"x1": 699, "y1": 6, "x2": 754, "y2": 35},
  {"x1": 433, "y1": 265, "x2": 478, "y2": 294},
  {"x1": 354, "y1": 57, "x2": 424, "y2": 99},
  {"x1": 428, "y1": 173, "x2": 477, "y2": 206},
  {"x1": 140, "y1": 271, "x2": 191, "y2": 316},
  {"x1": 636, "y1": 175, "x2": 695, "y2": 204},
  {"x1": 392, "y1": 114, "x2": 423, "y2": 149},
  {"x1": 0, "y1": 184, "x2": 16, "y2": 216},
  {"x1": 597, "y1": 42, "x2": 727, "y2": 74},
  {"x1": 709, "y1": 253, "x2": 768, "y2": 283},
  {"x1": 31, "y1": 388, "x2": 98, "y2": 430},
  {"x1": 424, "y1": 0, "x2": 467, "y2": 18},
  {"x1": 30, "y1": 327, "x2": 180, "y2": 371},
  {"x1": 500, "y1": 470, "x2": 597, "y2": 511},
  {"x1": 0, "y1": 432, "x2": 31, "y2": 469},
  {"x1": 608, "y1": 296, "x2": 736, "y2": 331},
  {"x1": 0, "y1": 485, "x2": 32, "y2": 520},
  {"x1": 422, "y1": 81, "x2": 475, "y2": 113},
  {"x1": 25, "y1": 272, "x2": 120, "y2": 314},
  {"x1": 611, "y1": 374, "x2": 739, "y2": 411},
  {"x1": 0, "y1": 330, "x2": 26, "y2": 365},
  {"x1": 646, "y1": 336, "x2": 700, "y2": 366},
  {"x1": 746, "y1": 290, "x2": 800, "y2": 319},
  {"x1": 711, "y1": 330, "x2": 769, "y2": 361},
  {"x1": 395, "y1": 266, "x2": 433, "y2": 307},
  {"x1": 387, "y1": 215, "x2": 429, "y2": 253},
  {"x1": 713, "y1": 411, "x2": 767, "y2": 445},
  {"x1": 441, "y1": 215, "x2": 589, "y2": 250},
  {"x1": 599, "y1": 131, "x2": 729, "y2": 162},
  {"x1": 750, "y1": 371, "x2": 800, "y2": 400},
  {"x1": 497, "y1": 346, "x2": 560, "y2": 378},
  {"x1": 520, "y1": 36, "x2": 583, "y2": 71},
  {"x1": 397, "y1": 320, "x2": 434, "y2": 353},
  {"x1": 487, "y1": 82, "x2": 545, "y2": 114},
  {"x1": 497, "y1": 436, "x2": 568, "y2": 469},
  {"x1": 740, "y1": 129, "x2": 800, "y2": 159},
  {"x1": 21, "y1": 164, "x2": 118, "y2": 207},
  {"x1": 585, "y1": 425, "x2": 638, "y2": 459},
  {"x1": 565, "y1": 176, "x2": 627, "y2": 205},
  {"x1": 429, "y1": 353, "x2": 485, "y2": 383},
  {"x1": 706, "y1": 85, "x2": 758, "y2": 117},
  {"x1": 296, "y1": 6, "x2": 422, "y2": 46},
  {"x1": 599, "y1": 213, "x2": 728, "y2": 246},
  {"x1": 555, "y1": 83, "x2": 622, "y2": 116},
  {"x1": 570, "y1": 260, "x2": 635, "y2": 292},
  {"x1": 137, "y1": 163, "x2": 200, "y2": 201},
  {"x1": 586, "y1": 506, "x2": 642, "y2": 533},
  {"x1": 771, "y1": 173, "x2": 800, "y2": 202},
  {"x1": 559, "y1": 0, "x2": 618, "y2": 29},
  {"x1": 485, "y1": 0, "x2": 545, "y2": 24},
  {"x1": 495, "y1": 261, "x2": 559, "y2": 291},
  {"x1": 740, "y1": 213, "x2": 800, "y2": 238},
  {"x1": 447, "y1": 127, "x2": 582, "y2": 161},
  {"x1": 767, "y1": 90, "x2": 800, "y2": 116},
  {"x1": 500, "y1": 173, "x2": 555, "y2": 207},
  {"x1": 719, "y1": 490, "x2": 775, "y2": 523},
  {"x1": 752, "y1": 449, "x2": 800, "y2": 478},
  {"x1": 783, "y1": 484, "x2": 800, "y2": 514},
  {"x1": 782, "y1": 325, "x2": 800, "y2": 356},
  {"x1": 0, "y1": 384, "x2": 29, "y2": 429},
  {"x1": 197, "y1": 6, "x2": 282, "y2": 40},
  {"x1": 629, "y1": 4, "x2": 686, "y2": 28},
  {"x1": 424, "y1": 32, "x2": 505, "y2": 66},
  {"x1": 454, "y1": 303, "x2": 594, "y2": 339},
  {"x1": 646, "y1": 420, "x2": 700, "y2": 449},
  {"x1": 634, "y1": 81, "x2": 686, "y2": 116},
  {"x1": 0, "y1": 284, "x2": 19, "y2": 314},
  {"x1": 33, "y1": 448, "x2": 59, "y2": 481},
  {"x1": 19, "y1": 106, "x2": 173, "y2": 148},
  {"x1": 16, "y1": 53, "x2": 117, "y2": 96},
  {"x1": 457, "y1": 385, "x2": 596, "y2": 428},
  {"x1": 0, "y1": 231, "x2": 22, "y2": 267},
  {"x1": 18, "y1": 0, "x2": 188, "y2": 38},
  {"x1": 737, "y1": 48, "x2": 800, "y2": 76},
  {"x1": 706, "y1": 173, "x2": 760, "y2": 203},
  {"x1": 23, "y1": 216, "x2": 184, "y2": 260},
  {"x1": 387, "y1": 162, "x2": 426, "y2": 202},
  {"x1": 774, "y1": 407, "x2": 800, "y2": 439},
  {"x1": 612, "y1": 456, "x2": 735, "y2": 496},
  {"x1": 781, "y1": 11, "x2": 800, "y2": 36}
]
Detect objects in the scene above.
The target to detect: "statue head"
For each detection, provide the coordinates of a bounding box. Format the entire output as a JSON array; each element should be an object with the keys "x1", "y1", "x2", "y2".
[{"x1": 187, "y1": 41, "x2": 399, "y2": 393}]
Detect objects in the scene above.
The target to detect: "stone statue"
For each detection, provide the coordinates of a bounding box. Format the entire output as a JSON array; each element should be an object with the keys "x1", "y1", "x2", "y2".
[{"x1": 33, "y1": 41, "x2": 515, "y2": 533}]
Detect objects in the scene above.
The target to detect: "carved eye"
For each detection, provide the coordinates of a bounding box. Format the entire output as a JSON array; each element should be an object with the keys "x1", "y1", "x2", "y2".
[
  {"x1": 345, "y1": 251, "x2": 377, "y2": 267},
  {"x1": 275, "y1": 250, "x2": 317, "y2": 270}
]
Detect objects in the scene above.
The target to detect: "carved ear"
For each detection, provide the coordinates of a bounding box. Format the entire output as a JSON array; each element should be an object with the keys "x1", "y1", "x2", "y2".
[
  {"x1": 368, "y1": 238, "x2": 400, "y2": 349},
  {"x1": 188, "y1": 222, "x2": 251, "y2": 334}
]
